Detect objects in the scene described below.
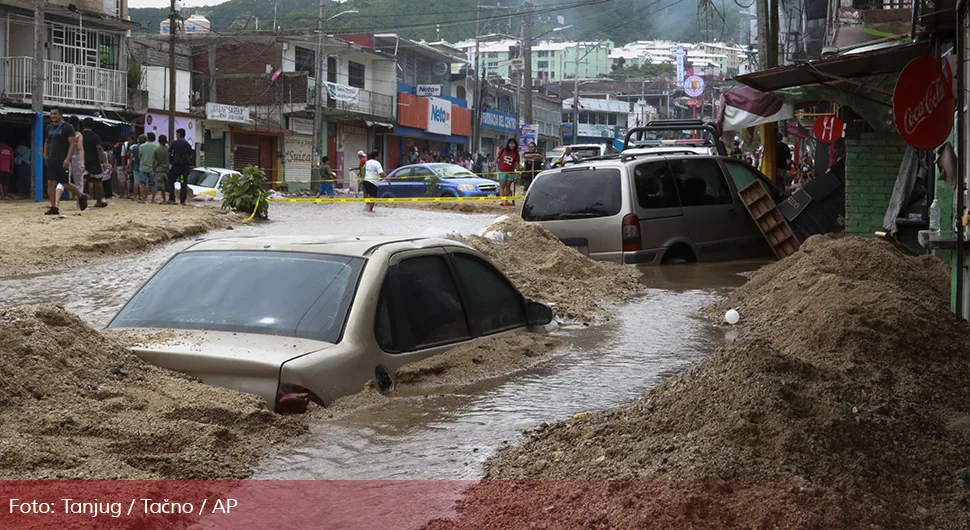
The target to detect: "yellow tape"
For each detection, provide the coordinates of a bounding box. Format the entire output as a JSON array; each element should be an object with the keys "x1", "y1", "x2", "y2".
[
  {"x1": 243, "y1": 195, "x2": 262, "y2": 222},
  {"x1": 267, "y1": 171, "x2": 536, "y2": 185},
  {"x1": 267, "y1": 196, "x2": 525, "y2": 203}
]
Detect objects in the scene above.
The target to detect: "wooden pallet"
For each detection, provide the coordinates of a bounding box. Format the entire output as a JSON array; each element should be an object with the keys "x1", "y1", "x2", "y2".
[{"x1": 738, "y1": 180, "x2": 801, "y2": 259}]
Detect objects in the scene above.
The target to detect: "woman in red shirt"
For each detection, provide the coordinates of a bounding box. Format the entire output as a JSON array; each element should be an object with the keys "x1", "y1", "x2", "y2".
[{"x1": 496, "y1": 139, "x2": 520, "y2": 206}]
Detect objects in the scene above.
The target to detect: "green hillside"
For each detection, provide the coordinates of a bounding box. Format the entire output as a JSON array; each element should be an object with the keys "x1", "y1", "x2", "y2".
[{"x1": 128, "y1": 0, "x2": 744, "y2": 46}]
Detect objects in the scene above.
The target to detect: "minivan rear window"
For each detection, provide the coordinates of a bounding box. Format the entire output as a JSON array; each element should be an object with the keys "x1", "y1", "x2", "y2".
[{"x1": 522, "y1": 168, "x2": 622, "y2": 221}]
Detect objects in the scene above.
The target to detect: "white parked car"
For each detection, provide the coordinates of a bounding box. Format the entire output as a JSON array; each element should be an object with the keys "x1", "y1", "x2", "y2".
[
  {"x1": 107, "y1": 236, "x2": 555, "y2": 413},
  {"x1": 174, "y1": 167, "x2": 240, "y2": 201}
]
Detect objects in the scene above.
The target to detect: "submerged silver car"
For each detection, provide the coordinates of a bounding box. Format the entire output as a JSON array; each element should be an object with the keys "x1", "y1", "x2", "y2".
[
  {"x1": 521, "y1": 154, "x2": 776, "y2": 265},
  {"x1": 107, "y1": 236, "x2": 554, "y2": 413}
]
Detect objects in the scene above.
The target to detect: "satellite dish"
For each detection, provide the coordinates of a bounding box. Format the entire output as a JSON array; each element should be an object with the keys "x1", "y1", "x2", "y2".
[{"x1": 432, "y1": 62, "x2": 449, "y2": 76}]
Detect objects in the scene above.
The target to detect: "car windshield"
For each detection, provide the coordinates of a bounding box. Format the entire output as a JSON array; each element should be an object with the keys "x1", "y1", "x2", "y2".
[
  {"x1": 429, "y1": 164, "x2": 476, "y2": 179},
  {"x1": 571, "y1": 147, "x2": 601, "y2": 159},
  {"x1": 108, "y1": 251, "x2": 365, "y2": 343},
  {"x1": 522, "y1": 168, "x2": 622, "y2": 221},
  {"x1": 188, "y1": 169, "x2": 220, "y2": 188}
]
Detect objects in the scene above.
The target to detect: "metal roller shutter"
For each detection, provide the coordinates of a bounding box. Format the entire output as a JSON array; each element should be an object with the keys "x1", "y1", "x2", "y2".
[{"x1": 204, "y1": 137, "x2": 225, "y2": 168}]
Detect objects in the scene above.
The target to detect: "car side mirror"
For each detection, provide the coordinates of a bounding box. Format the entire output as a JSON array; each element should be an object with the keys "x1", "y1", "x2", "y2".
[{"x1": 526, "y1": 300, "x2": 553, "y2": 326}]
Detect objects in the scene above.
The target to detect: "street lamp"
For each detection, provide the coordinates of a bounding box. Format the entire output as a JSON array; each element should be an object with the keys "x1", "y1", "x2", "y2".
[
  {"x1": 534, "y1": 25, "x2": 572, "y2": 41},
  {"x1": 327, "y1": 9, "x2": 358, "y2": 22}
]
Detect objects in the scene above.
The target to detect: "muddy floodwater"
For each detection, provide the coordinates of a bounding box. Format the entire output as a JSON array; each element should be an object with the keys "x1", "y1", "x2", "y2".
[{"x1": 0, "y1": 203, "x2": 764, "y2": 480}]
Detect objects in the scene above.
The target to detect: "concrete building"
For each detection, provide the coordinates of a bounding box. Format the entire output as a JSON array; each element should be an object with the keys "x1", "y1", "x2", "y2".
[
  {"x1": 562, "y1": 97, "x2": 631, "y2": 146},
  {"x1": 454, "y1": 39, "x2": 613, "y2": 83}
]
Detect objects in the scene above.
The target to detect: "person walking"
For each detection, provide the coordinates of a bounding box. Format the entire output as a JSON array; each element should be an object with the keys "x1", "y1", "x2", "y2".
[
  {"x1": 80, "y1": 118, "x2": 107, "y2": 208},
  {"x1": 316, "y1": 155, "x2": 336, "y2": 198},
  {"x1": 112, "y1": 137, "x2": 128, "y2": 199},
  {"x1": 0, "y1": 139, "x2": 13, "y2": 200},
  {"x1": 130, "y1": 134, "x2": 145, "y2": 202},
  {"x1": 14, "y1": 141, "x2": 31, "y2": 198},
  {"x1": 43, "y1": 107, "x2": 87, "y2": 215},
  {"x1": 138, "y1": 132, "x2": 158, "y2": 203},
  {"x1": 522, "y1": 142, "x2": 544, "y2": 192},
  {"x1": 496, "y1": 139, "x2": 520, "y2": 206},
  {"x1": 67, "y1": 116, "x2": 86, "y2": 197},
  {"x1": 168, "y1": 128, "x2": 194, "y2": 205},
  {"x1": 152, "y1": 135, "x2": 171, "y2": 203},
  {"x1": 362, "y1": 150, "x2": 389, "y2": 213}
]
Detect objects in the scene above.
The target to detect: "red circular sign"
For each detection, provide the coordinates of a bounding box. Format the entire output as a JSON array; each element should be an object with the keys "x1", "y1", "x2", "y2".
[
  {"x1": 893, "y1": 55, "x2": 954, "y2": 151},
  {"x1": 813, "y1": 115, "x2": 844, "y2": 143}
]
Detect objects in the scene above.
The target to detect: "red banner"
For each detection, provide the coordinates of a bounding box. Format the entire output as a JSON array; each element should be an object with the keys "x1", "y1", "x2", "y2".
[{"x1": 893, "y1": 56, "x2": 954, "y2": 151}]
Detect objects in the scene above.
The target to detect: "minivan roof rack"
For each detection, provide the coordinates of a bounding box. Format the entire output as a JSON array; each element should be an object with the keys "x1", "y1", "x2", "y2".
[{"x1": 623, "y1": 121, "x2": 727, "y2": 156}]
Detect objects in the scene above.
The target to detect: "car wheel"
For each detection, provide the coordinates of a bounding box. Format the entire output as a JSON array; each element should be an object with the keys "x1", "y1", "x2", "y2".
[
  {"x1": 375, "y1": 365, "x2": 394, "y2": 392},
  {"x1": 439, "y1": 191, "x2": 457, "y2": 198},
  {"x1": 380, "y1": 192, "x2": 395, "y2": 199}
]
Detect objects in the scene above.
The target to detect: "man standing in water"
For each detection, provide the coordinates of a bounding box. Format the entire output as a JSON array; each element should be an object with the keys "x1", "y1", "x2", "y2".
[
  {"x1": 80, "y1": 117, "x2": 107, "y2": 208},
  {"x1": 43, "y1": 107, "x2": 87, "y2": 215},
  {"x1": 362, "y1": 151, "x2": 389, "y2": 213}
]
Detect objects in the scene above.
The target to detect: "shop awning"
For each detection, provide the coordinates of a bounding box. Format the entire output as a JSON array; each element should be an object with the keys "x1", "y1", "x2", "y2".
[
  {"x1": 736, "y1": 42, "x2": 930, "y2": 93},
  {"x1": 71, "y1": 114, "x2": 128, "y2": 127},
  {"x1": 0, "y1": 106, "x2": 43, "y2": 116},
  {"x1": 365, "y1": 120, "x2": 394, "y2": 129}
]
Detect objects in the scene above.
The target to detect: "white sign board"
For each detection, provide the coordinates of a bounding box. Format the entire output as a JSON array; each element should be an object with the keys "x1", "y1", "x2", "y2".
[
  {"x1": 145, "y1": 113, "x2": 200, "y2": 145},
  {"x1": 674, "y1": 46, "x2": 687, "y2": 87},
  {"x1": 416, "y1": 84, "x2": 442, "y2": 97},
  {"x1": 684, "y1": 75, "x2": 705, "y2": 98},
  {"x1": 290, "y1": 117, "x2": 314, "y2": 136},
  {"x1": 205, "y1": 102, "x2": 250, "y2": 124},
  {"x1": 326, "y1": 82, "x2": 360, "y2": 103},
  {"x1": 284, "y1": 135, "x2": 314, "y2": 184},
  {"x1": 426, "y1": 97, "x2": 452, "y2": 136}
]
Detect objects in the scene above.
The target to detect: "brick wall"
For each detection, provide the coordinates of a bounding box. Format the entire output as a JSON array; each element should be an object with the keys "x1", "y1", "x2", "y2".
[
  {"x1": 844, "y1": 132, "x2": 907, "y2": 237},
  {"x1": 193, "y1": 42, "x2": 281, "y2": 76},
  {"x1": 192, "y1": 41, "x2": 309, "y2": 107}
]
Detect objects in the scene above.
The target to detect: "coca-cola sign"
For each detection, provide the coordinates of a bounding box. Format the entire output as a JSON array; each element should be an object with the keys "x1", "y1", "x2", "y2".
[{"x1": 893, "y1": 56, "x2": 954, "y2": 151}]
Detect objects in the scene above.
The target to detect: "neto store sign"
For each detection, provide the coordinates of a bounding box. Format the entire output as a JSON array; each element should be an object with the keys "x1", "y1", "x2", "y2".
[
  {"x1": 893, "y1": 55, "x2": 954, "y2": 151},
  {"x1": 481, "y1": 110, "x2": 517, "y2": 133},
  {"x1": 426, "y1": 97, "x2": 452, "y2": 135}
]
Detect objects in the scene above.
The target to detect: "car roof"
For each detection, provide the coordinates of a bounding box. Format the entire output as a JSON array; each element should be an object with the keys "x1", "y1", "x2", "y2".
[
  {"x1": 191, "y1": 167, "x2": 238, "y2": 174},
  {"x1": 183, "y1": 235, "x2": 474, "y2": 257}
]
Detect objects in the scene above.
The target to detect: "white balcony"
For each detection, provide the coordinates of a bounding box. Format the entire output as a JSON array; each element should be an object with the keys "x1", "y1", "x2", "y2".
[{"x1": 2, "y1": 57, "x2": 127, "y2": 109}]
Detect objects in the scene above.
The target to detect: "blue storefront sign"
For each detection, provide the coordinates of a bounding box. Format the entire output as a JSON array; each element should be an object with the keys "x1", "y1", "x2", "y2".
[{"x1": 481, "y1": 109, "x2": 518, "y2": 134}]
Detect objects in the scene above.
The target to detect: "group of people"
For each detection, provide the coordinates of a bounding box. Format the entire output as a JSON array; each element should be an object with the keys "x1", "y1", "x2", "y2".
[{"x1": 40, "y1": 107, "x2": 194, "y2": 215}]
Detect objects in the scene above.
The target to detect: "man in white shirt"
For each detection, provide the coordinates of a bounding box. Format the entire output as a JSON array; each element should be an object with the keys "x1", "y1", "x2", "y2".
[{"x1": 362, "y1": 150, "x2": 389, "y2": 213}]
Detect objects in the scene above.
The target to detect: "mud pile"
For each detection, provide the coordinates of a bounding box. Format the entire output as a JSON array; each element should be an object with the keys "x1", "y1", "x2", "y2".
[
  {"x1": 0, "y1": 305, "x2": 305, "y2": 479},
  {"x1": 435, "y1": 236, "x2": 970, "y2": 528},
  {"x1": 0, "y1": 201, "x2": 238, "y2": 277},
  {"x1": 455, "y1": 216, "x2": 644, "y2": 322},
  {"x1": 387, "y1": 202, "x2": 510, "y2": 215}
]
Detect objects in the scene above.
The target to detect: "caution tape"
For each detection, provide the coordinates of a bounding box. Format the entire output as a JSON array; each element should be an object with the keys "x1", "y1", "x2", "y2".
[
  {"x1": 267, "y1": 196, "x2": 525, "y2": 204},
  {"x1": 243, "y1": 194, "x2": 263, "y2": 222},
  {"x1": 266, "y1": 170, "x2": 536, "y2": 185}
]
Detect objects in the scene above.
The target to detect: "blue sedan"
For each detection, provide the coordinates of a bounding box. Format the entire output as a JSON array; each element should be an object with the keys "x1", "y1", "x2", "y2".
[{"x1": 377, "y1": 163, "x2": 500, "y2": 198}]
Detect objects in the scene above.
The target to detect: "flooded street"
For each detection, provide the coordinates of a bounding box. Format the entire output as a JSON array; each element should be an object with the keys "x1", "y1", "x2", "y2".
[{"x1": 0, "y1": 203, "x2": 762, "y2": 480}]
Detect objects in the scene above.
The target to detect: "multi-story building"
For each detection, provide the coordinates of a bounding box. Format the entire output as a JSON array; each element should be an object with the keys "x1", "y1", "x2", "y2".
[
  {"x1": 562, "y1": 97, "x2": 631, "y2": 146},
  {"x1": 455, "y1": 39, "x2": 613, "y2": 83},
  {"x1": 0, "y1": 0, "x2": 136, "y2": 197},
  {"x1": 188, "y1": 31, "x2": 397, "y2": 191}
]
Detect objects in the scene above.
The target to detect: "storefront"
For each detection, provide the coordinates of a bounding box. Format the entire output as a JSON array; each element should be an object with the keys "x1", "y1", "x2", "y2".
[
  {"x1": 144, "y1": 110, "x2": 202, "y2": 165},
  {"x1": 392, "y1": 92, "x2": 471, "y2": 171},
  {"x1": 203, "y1": 103, "x2": 253, "y2": 171},
  {"x1": 480, "y1": 109, "x2": 518, "y2": 158},
  {"x1": 282, "y1": 117, "x2": 315, "y2": 191}
]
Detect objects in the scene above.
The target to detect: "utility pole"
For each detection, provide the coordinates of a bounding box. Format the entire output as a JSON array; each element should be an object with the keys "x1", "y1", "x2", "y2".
[
  {"x1": 31, "y1": 0, "x2": 45, "y2": 201},
  {"x1": 572, "y1": 44, "x2": 580, "y2": 144},
  {"x1": 522, "y1": 1, "x2": 534, "y2": 125},
  {"x1": 311, "y1": 0, "x2": 325, "y2": 185},
  {"x1": 472, "y1": 0, "x2": 483, "y2": 155},
  {"x1": 168, "y1": 0, "x2": 178, "y2": 143},
  {"x1": 756, "y1": 0, "x2": 779, "y2": 181}
]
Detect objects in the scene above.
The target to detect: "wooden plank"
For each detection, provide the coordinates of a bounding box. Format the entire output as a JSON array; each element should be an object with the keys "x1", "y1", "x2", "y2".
[{"x1": 738, "y1": 180, "x2": 801, "y2": 260}]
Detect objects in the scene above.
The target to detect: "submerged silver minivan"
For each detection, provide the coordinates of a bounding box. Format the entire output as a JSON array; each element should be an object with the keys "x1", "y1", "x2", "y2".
[{"x1": 520, "y1": 154, "x2": 776, "y2": 265}]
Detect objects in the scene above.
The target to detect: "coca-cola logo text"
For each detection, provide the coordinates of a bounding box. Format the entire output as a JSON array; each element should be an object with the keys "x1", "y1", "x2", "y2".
[{"x1": 902, "y1": 75, "x2": 948, "y2": 136}]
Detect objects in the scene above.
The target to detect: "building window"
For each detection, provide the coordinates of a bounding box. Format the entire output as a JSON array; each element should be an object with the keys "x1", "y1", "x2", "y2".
[
  {"x1": 295, "y1": 47, "x2": 315, "y2": 77},
  {"x1": 579, "y1": 112, "x2": 590, "y2": 124},
  {"x1": 562, "y1": 112, "x2": 571, "y2": 122},
  {"x1": 538, "y1": 51, "x2": 549, "y2": 57},
  {"x1": 49, "y1": 23, "x2": 121, "y2": 70},
  {"x1": 550, "y1": 71, "x2": 555, "y2": 79},
  {"x1": 348, "y1": 61, "x2": 365, "y2": 89},
  {"x1": 487, "y1": 52, "x2": 499, "y2": 58},
  {"x1": 537, "y1": 61, "x2": 549, "y2": 69},
  {"x1": 456, "y1": 86, "x2": 467, "y2": 100},
  {"x1": 327, "y1": 56, "x2": 337, "y2": 83},
  {"x1": 607, "y1": 113, "x2": 617, "y2": 125}
]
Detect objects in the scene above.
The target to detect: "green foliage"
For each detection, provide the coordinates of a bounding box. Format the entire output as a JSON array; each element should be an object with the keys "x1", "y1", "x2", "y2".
[
  {"x1": 609, "y1": 62, "x2": 675, "y2": 79},
  {"x1": 424, "y1": 173, "x2": 441, "y2": 197},
  {"x1": 221, "y1": 165, "x2": 269, "y2": 220},
  {"x1": 127, "y1": 62, "x2": 143, "y2": 90}
]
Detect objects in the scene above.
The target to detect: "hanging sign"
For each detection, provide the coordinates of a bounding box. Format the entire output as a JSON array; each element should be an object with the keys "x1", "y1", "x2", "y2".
[
  {"x1": 813, "y1": 115, "x2": 844, "y2": 143},
  {"x1": 416, "y1": 84, "x2": 442, "y2": 97},
  {"x1": 686, "y1": 98, "x2": 703, "y2": 107},
  {"x1": 893, "y1": 55, "x2": 954, "y2": 151},
  {"x1": 684, "y1": 75, "x2": 705, "y2": 98},
  {"x1": 326, "y1": 82, "x2": 360, "y2": 104}
]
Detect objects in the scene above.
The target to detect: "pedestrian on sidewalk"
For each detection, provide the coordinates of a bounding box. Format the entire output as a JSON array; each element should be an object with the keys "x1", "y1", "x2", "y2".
[
  {"x1": 168, "y1": 128, "x2": 194, "y2": 205},
  {"x1": 138, "y1": 132, "x2": 158, "y2": 203},
  {"x1": 522, "y1": 141, "x2": 543, "y2": 192},
  {"x1": 0, "y1": 139, "x2": 13, "y2": 200},
  {"x1": 80, "y1": 118, "x2": 107, "y2": 208},
  {"x1": 496, "y1": 139, "x2": 520, "y2": 206},
  {"x1": 362, "y1": 150, "x2": 389, "y2": 213},
  {"x1": 153, "y1": 135, "x2": 171, "y2": 203},
  {"x1": 43, "y1": 107, "x2": 87, "y2": 215},
  {"x1": 112, "y1": 138, "x2": 128, "y2": 199},
  {"x1": 67, "y1": 116, "x2": 86, "y2": 198},
  {"x1": 316, "y1": 155, "x2": 336, "y2": 198}
]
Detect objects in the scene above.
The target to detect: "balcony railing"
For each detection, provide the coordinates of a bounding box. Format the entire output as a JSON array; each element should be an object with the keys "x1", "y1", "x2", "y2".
[
  {"x1": 309, "y1": 79, "x2": 396, "y2": 121},
  {"x1": 1, "y1": 56, "x2": 127, "y2": 109}
]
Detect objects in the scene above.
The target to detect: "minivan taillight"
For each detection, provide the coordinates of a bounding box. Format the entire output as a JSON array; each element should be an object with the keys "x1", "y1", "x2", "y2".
[
  {"x1": 275, "y1": 384, "x2": 320, "y2": 414},
  {"x1": 622, "y1": 213, "x2": 642, "y2": 252}
]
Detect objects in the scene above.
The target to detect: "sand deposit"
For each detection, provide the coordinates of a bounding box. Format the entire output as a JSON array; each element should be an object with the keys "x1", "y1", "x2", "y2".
[
  {"x1": 0, "y1": 200, "x2": 238, "y2": 277},
  {"x1": 0, "y1": 305, "x2": 305, "y2": 480},
  {"x1": 455, "y1": 216, "x2": 644, "y2": 322},
  {"x1": 436, "y1": 236, "x2": 970, "y2": 528}
]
